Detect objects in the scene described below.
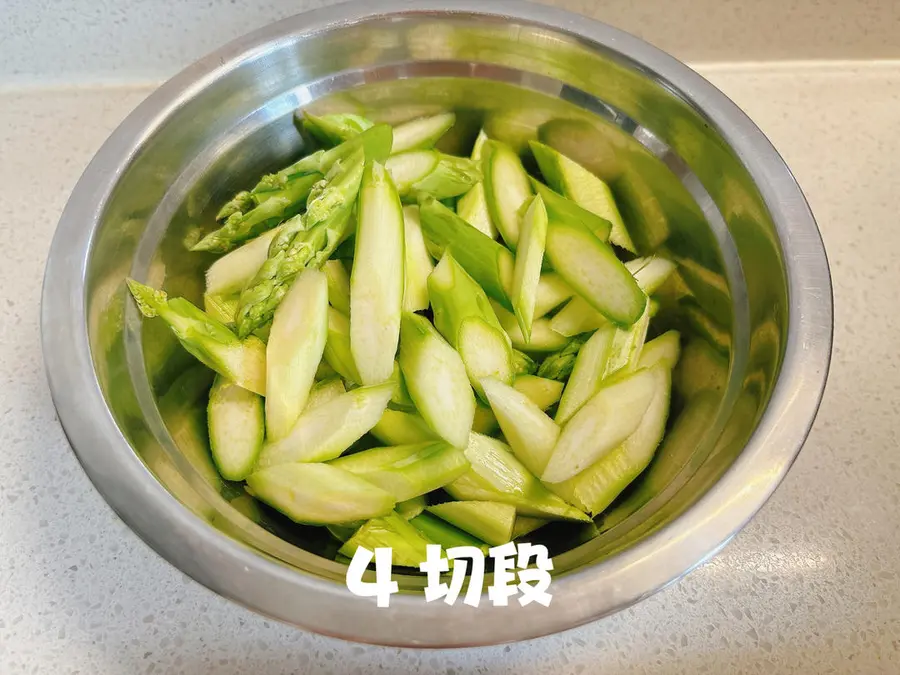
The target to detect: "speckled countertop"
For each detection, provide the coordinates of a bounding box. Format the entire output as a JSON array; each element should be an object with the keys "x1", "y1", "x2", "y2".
[{"x1": 1, "y1": 61, "x2": 899, "y2": 673}]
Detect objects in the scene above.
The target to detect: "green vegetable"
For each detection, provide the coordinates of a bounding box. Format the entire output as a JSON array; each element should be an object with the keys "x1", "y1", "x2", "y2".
[
  {"x1": 427, "y1": 501, "x2": 516, "y2": 547},
  {"x1": 536, "y1": 333, "x2": 590, "y2": 381},
  {"x1": 401, "y1": 205, "x2": 434, "y2": 312},
  {"x1": 555, "y1": 324, "x2": 616, "y2": 425},
  {"x1": 512, "y1": 517, "x2": 548, "y2": 539},
  {"x1": 637, "y1": 330, "x2": 681, "y2": 371},
  {"x1": 207, "y1": 375, "x2": 264, "y2": 481},
  {"x1": 386, "y1": 150, "x2": 481, "y2": 201},
  {"x1": 510, "y1": 195, "x2": 548, "y2": 340},
  {"x1": 205, "y1": 224, "x2": 285, "y2": 297},
  {"x1": 350, "y1": 161, "x2": 405, "y2": 385},
  {"x1": 126, "y1": 279, "x2": 266, "y2": 395},
  {"x1": 323, "y1": 308, "x2": 362, "y2": 384},
  {"x1": 529, "y1": 177, "x2": 612, "y2": 242},
  {"x1": 370, "y1": 409, "x2": 439, "y2": 446},
  {"x1": 429, "y1": 253, "x2": 513, "y2": 398},
  {"x1": 398, "y1": 312, "x2": 476, "y2": 449},
  {"x1": 534, "y1": 273, "x2": 574, "y2": 319},
  {"x1": 304, "y1": 377, "x2": 346, "y2": 411},
  {"x1": 323, "y1": 259, "x2": 351, "y2": 315},
  {"x1": 492, "y1": 301, "x2": 568, "y2": 352},
  {"x1": 410, "y1": 512, "x2": 488, "y2": 553},
  {"x1": 246, "y1": 463, "x2": 395, "y2": 525},
  {"x1": 302, "y1": 112, "x2": 373, "y2": 146},
  {"x1": 339, "y1": 512, "x2": 433, "y2": 567},
  {"x1": 511, "y1": 349, "x2": 537, "y2": 376},
  {"x1": 513, "y1": 375, "x2": 564, "y2": 411},
  {"x1": 396, "y1": 495, "x2": 428, "y2": 520},
  {"x1": 391, "y1": 112, "x2": 456, "y2": 153},
  {"x1": 482, "y1": 140, "x2": 533, "y2": 249}
]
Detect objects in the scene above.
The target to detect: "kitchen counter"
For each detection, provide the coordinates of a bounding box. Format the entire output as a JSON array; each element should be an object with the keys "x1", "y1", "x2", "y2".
[{"x1": 1, "y1": 62, "x2": 898, "y2": 673}]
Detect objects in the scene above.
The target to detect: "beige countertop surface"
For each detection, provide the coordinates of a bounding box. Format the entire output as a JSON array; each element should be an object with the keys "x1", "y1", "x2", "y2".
[{"x1": 1, "y1": 58, "x2": 899, "y2": 673}]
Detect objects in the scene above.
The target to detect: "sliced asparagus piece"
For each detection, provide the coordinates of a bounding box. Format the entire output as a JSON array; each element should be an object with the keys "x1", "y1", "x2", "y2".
[
  {"x1": 512, "y1": 516, "x2": 548, "y2": 539},
  {"x1": 205, "y1": 224, "x2": 285, "y2": 297},
  {"x1": 193, "y1": 173, "x2": 321, "y2": 253},
  {"x1": 513, "y1": 375, "x2": 564, "y2": 411},
  {"x1": 555, "y1": 324, "x2": 616, "y2": 425},
  {"x1": 396, "y1": 495, "x2": 427, "y2": 520},
  {"x1": 530, "y1": 140, "x2": 635, "y2": 252},
  {"x1": 216, "y1": 190, "x2": 254, "y2": 222},
  {"x1": 427, "y1": 501, "x2": 516, "y2": 547},
  {"x1": 536, "y1": 333, "x2": 590, "y2": 382},
  {"x1": 126, "y1": 279, "x2": 266, "y2": 395},
  {"x1": 418, "y1": 195, "x2": 515, "y2": 311},
  {"x1": 323, "y1": 259, "x2": 351, "y2": 315},
  {"x1": 550, "y1": 365, "x2": 671, "y2": 515},
  {"x1": 235, "y1": 148, "x2": 366, "y2": 337},
  {"x1": 492, "y1": 301, "x2": 568, "y2": 352},
  {"x1": 331, "y1": 442, "x2": 469, "y2": 502},
  {"x1": 604, "y1": 301, "x2": 651, "y2": 378},
  {"x1": 510, "y1": 195, "x2": 548, "y2": 340},
  {"x1": 203, "y1": 293, "x2": 239, "y2": 326},
  {"x1": 529, "y1": 177, "x2": 612, "y2": 242},
  {"x1": 627, "y1": 256, "x2": 678, "y2": 294},
  {"x1": 472, "y1": 404, "x2": 498, "y2": 434},
  {"x1": 323, "y1": 308, "x2": 362, "y2": 384},
  {"x1": 246, "y1": 463, "x2": 395, "y2": 524},
  {"x1": 207, "y1": 374, "x2": 265, "y2": 481},
  {"x1": 265, "y1": 268, "x2": 329, "y2": 441},
  {"x1": 305, "y1": 377, "x2": 346, "y2": 411},
  {"x1": 446, "y1": 433, "x2": 589, "y2": 521},
  {"x1": 370, "y1": 409, "x2": 439, "y2": 446},
  {"x1": 541, "y1": 367, "x2": 658, "y2": 483},
  {"x1": 429, "y1": 253, "x2": 513, "y2": 398},
  {"x1": 398, "y1": 313, "x2": 475, "y2": 448},
  {"x1": 480, "y1": 377, "x2": 560, "y2": 477},
  {"x1": 544, "y1": 217, "x2": 646, "y2": 326},
  {"x1": 391, "y1": 112, "x2": 456, "y2": 153},
  {"x1": 350, "y1": 161, "x2": 405, "y2": 385},
  {"x1": 401, "y1": 205, "x2": 434, "y2": 312},
  {"x1": 456, "y1": 183, "x2": 498, "y2": 239},
  {"x1": 410, "y1": 512, "x2": 488, "y2": 553},
  {"x1": 339, "y1": 512, "x2": 433, "y2": 567},
  {"x1": 637, "y1": 330, "x2": 682, "y2": 370},
  {"x1": 511, "y1": 349, "x2": 537, "y2": 376},
  {"x1": 302, "y1": 112, "x2": 373, "y2": 146},
  {"x1": 482, "y1": 140, "x2": 533, "y2": 249},
  {"x1": 387, "y1": 361, "x2": 416, "y2": 409},
  {"x1": 387, "y1": 150, "x2": 481, "y2": 201},
  {"x1": 256, "y1": 383, "x2": 394, "y2": 467},
  {"x1": 534, "y1": 273, "x2": 575, "y2": 319}
]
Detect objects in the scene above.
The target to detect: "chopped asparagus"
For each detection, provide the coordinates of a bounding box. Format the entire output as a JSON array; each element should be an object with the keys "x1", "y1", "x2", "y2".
[
  {"x1": 472, "y1": 404, "x2": 499, "y2": 434},
  {"x1": 510, "y1": 195, "x2": 548, "y2": 340},
  {"x1": 429, "y1": 253, "x2": 513, "y2": 398},
  {"x1": 126, "y1": 279, "x2": 266, "y2": 395},
  {"x1": 203, "y1": 293, "x2": 239, "y2": 326},
  {"x1": 391, "y1": 112, "x2": 457, "y2": 153},
  {"x1": 536, "y1": 333, "x2": 590, "y2": 382},
  {"x1": 387, "y1": 361, "x2": 416, "y2": 410},
  {"x1": 417, "y1": 195, "x2": 516, "y2": 311},
  {"x1": 235, "y1": 148, "x2": 366, "y2": 337},
  {"x1": 216, "y1": 190, "x2": 255, "y2": 222},
  {"x1": 534, "y1": 273, "x2": 575, "y2": 319},
  {"x1": 492, "y1": 301, "x2": 568, "y2": 352},
  {"x1": 205, "y1": 224, "x2": 285, "y2": 297},
  {"x1": 193, "y1": 173, "x2": 321, "y2": 253},
  {"x1": 513, "y1": 375, "x2": 564, "y2": 411},
  {"x1": 511, "y1": 349, "x2": 537, "y2": 376},
  {"x1": 350, "y1": 161, "x2": 405, "y2": 385},
  {"x1": 529, "y1": 177, "x2": 612, "y2": 242},
  {"x1": 331, "y1": 442, "x2": 469, "y2": 502},
  {"x1": 530, "y1": 140, "x2": 636, "y2": 252},
  {"x1": 302, "y1": 112, "x2": 373, "y2": 146},
  {"x1": 305, "y1": 377, "x2": 346, "y2": 411},
  {"x1": 387, "y1": 150, "x2": 481, "y2": 201},
  {"x1": 480, "y1": 378, "x2": 560, "y2": 477},
  {"x1": 427, "y1": 501, "x2": 516, "y2": 547},
  {"x1": 456, "y1": 183, "x2": 498, "y2": 239},
  {"x1": 265, "y1": 268, "x2": 329, "y2": 441},
  {"x1": 482, "y1": 140, "x2": 533, "y2": 249},
  {"x1": 541, "y1": 367, "x2": 659, "y2": 483},
  {"x1": 323, "y1": 307, "x2": 362, "y2": 384},
  {"x1": 208, "y1": 374, "x2": 265, "y2": 481},
  {"x1": 637, "y1": 330, "x2": 682, "y2": 371},
  {"x1": 512, "y1": 516, "x2": 548, "y2": 539},
  {"x1": 401, "y1": 205, "x2": 434, "y2": 312},
  {"x1": 627, "y1": 256, "x2": 678, "y2": 294},
  {"x1": 410, "y1": 512, "x2": 488, "y2": 553},
  {"x1": 398, "y1": 313, "x2": 475, "y2": 448},
  {"x1": 246, "y1": 463, "x2": 395, "y2": 525},
  {"x1": 339, "y1": 512, "x2": 433, "y2": 567},
  {"x1": 323, "y1": 259, "x2": 351, "y2": 315},
  {"x1": 256, "y1": 382, "x2": 394, "y2": 467},
  {"x1": 396, "y1": 495, "x2": 428, "y2": 520},
  {"x1": 370, "y1": 409, "x2": 439, "y2": 446},
  {"x1": 555, "y1": 324, "x2": 616, "y2": 425}
]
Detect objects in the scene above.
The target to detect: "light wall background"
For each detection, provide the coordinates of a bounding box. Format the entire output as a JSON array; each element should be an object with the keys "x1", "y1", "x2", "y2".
[{"x1": 2, "y1": 0, "x2": 898, "y2": 86}]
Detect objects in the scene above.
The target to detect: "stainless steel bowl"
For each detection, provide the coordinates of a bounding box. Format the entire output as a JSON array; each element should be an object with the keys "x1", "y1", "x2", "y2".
[{"x1": 41, "y1": 0, "x2": 832, "y2": 647}]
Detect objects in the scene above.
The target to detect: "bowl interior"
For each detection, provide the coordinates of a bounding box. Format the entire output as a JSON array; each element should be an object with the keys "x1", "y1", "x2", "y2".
[{"x1": 84, "y1": 13, "x2": 787, "y2": 589}]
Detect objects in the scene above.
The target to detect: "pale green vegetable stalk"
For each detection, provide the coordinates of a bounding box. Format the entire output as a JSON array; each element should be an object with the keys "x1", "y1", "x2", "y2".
[
  {"x1": 387, "y1": 150, "x2": 481, "y2": 201},
  {"x1": 417, "y1": 195, "x2": 515, "y2": 311},
  {"x1": 323, "y1": 308, "x2": 362, "y2": 384},
  {"x1": 427, "y1": 501, "x2": 516, "y2": 547},
  {"x1": 205, "y1": 224, "x2": 285, "y2": 297},
  {"x1": 455, "y1": 129, "x2": 499, "y2": 239},
  {"x1": 304, "y1": 377, "x2": 346, "y2": 411},
  {"x1": 541, "y1": 367, "x2": 658, "y2": 483},
  {"x1": 446, "y1": 433, "x2": 590, "y2": 521},
  {"x1": 512, "y1": 517, "x2": 548, "y2": 539},
  {"x1": 555, "y1": 324, "x2": 616, "y2": 425},
  {"x1": 235, "y1": 149, "x2": 366, "y2": 338},
  {"x1": 528, "y1": 177, "x2": 612, "y2": 242},
  {"x1": 331, "y1": 442, "x2": 469, "y2": 502},
  {"x1": 265, "y1": 268, "x2": 329, "y2": 441},
  {"x1": 302, "y1": 112, "x2": 373, "y2": 146},
  {"x1": 192, "y1": 173, "x2": 321, "y2": 253},
  {"x1": 339, "y1": 512, "x2": 434, "y2": 568},
  {"x1": 482, "y1": 139, "x2": 533, "y2": 249},
  {"x1": 492, "y1": 301, "x2": 568, "y2": 352},
  {"x1": 511, "y1": 349, "x2": 537, "y2": 376},
  {"x1": 536, "y1": 333, "x2": 590, "y2": 382},
  {"x1": 370, "y1": 409, "x2": 439, "y2": 446},
  {"x1": 246, "y1": 463, "x2": 395, "y2": 525},
  {"x1": 429, "y1": 253, "x2": 513, "y2": 398},
  {"x1": 637, "y1": 330, "x2": 681, "y2": 370},
  {"x1": 350, "y1": 161, "x2": 405, "y2": 385},
  {"x1": 410, "y1": 513, "x2": 488, "y2": 553},
  {"x1": 513, "y1": 375, "x2": 564, "y2": 411},
  {"x1": 530, "y1": 140, "x2": 636, "y2": 252},
  {"x1": 256, "y1": 382, "x2": 394, "y2": 467},
  {"x1": 534, "y1": 273, "x2": 574, "y2": 319},
  {"x1": 480, "y1": 377, "x2": 560, "y2": 478},
  {"x1": 216, "y1": 191, "x2": 255, "y2": 222},
  {"x1": 323, "y1": 259, "x2": 351, "y2": 315},
  {"x1": 510, "y1": 195, "x2": 548, "y2": 340},
  {"x1": 398, "y1": 312, "x2": 476, "y2": 449},
  {"x1": 401, "y1": 206, "x2": 434, "y2": 312},
  {"x1": 396, "y1": 495, "x2": 428, "y2": 520},
  {"x1": 207, "y1": 375, "x2": 265, "y2": 481},
  {"x1": 126, "y1": 279, "x2": 266, "y2": 395},
  {"x1": 391, "y1": 112, "x2": 456, "y2": 153},
  {"x1": 203, "y1": 293, "x2": 239, "y2": 326}
]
